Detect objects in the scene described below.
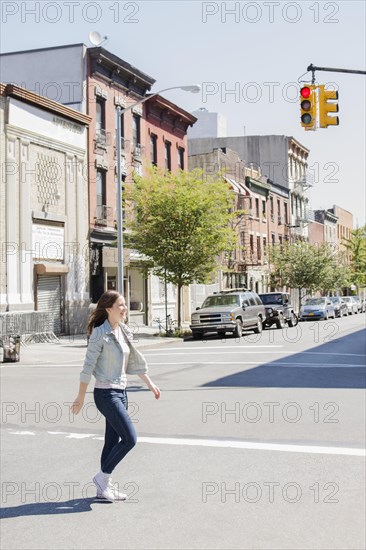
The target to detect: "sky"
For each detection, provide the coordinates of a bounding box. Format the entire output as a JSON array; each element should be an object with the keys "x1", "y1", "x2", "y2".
[{"x1": 1, "y1": 0, "x2": 365, "y2": 225}]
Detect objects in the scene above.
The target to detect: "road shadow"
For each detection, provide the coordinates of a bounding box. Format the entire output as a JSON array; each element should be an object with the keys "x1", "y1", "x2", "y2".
[
  {"x1": 0, "y1": 497, "x2": 112, "y2": 519},
  {"x1": 202, "y1": 328, "x2": 366, "y2": 389}
]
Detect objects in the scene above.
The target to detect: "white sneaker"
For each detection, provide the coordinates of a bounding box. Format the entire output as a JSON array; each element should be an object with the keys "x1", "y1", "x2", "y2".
[
  {"x1": 97, "y1": 481, "x2": 127, "y2": 501},
  {"x1": 93, "y1": 472, "x2": 115, "y2": 502}
]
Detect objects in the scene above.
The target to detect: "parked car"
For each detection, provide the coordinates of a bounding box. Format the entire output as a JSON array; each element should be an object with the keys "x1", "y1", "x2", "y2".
[
  {"x1": 299, "y1": 297, "x2": 336, "y2": 321},
  {"x1": 329, "y1": 296, "x2": 348, "y2": 318},
  {"x1": 353, "y1": 296, "x2": 365, "y2": 313},
  {"x1": 190, "y1": 288, "x2": 265, "y2": 338},
  {"x1": 341, "y1": 296, "x2": 358, "y2": 315},
  {"x1": 258, "y1": 292, "x2": 297, "y2": 329}
]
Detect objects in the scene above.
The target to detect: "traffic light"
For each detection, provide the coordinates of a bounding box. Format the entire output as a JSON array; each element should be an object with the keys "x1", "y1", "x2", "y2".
[
  {"x1": 300, "y1": 85, "x2": 317, "y2": 130},
  {"x1": 318, "y1": 85, "x2": 339, "y2": 128}
]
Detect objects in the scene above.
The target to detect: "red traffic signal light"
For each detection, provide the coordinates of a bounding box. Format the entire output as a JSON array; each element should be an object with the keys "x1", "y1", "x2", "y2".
[
  {"x1": 300, "y1": 85, "x2": 317, "y2": 129},
  {"x1": 300, "y1": 86, "x2": 311, "y2": 99}
]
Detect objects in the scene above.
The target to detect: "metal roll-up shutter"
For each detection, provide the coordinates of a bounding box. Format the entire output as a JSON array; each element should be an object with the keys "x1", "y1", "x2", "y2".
[{"x1": 36, "y1": 275, "x2": 62, "y2": 334}]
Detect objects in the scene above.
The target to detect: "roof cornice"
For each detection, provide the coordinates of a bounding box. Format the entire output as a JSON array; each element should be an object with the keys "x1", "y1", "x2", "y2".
[
  {"x1": 88, "y1": 47, "x2": 155, "y2": 96},
  {"x1": 1, "y1": 83, "x2": 91, "y2": 125}
]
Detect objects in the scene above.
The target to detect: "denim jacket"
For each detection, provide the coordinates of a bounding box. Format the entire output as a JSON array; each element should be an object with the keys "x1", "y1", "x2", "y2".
[{"x1": 80, "y1": 320, "x2": 148, "y2": 386}]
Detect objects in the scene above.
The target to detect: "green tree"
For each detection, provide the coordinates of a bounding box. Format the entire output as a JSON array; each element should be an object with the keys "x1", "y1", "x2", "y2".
[
  {"x1": 342, "y1": 225, "x2": 366, "y2": 292},
  {"x1": 126, "y1": 167, "x2": 237, "y2": 328},
  {"x1": 268, "y1": 242, "x2": 336, "y2": 309}
]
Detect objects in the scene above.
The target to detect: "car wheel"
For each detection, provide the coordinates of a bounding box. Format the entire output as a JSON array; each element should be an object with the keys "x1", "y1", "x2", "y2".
[
  {"x1": 276, "y1": 314, "x2": 286, "y2": 329},
  {"x1": 253, "y1": 317, "x2": 263, "y2": 334},
  {"x1": 233, "y1": 319, "x2": 243, "y2": 338},
  {"x1": 288, "y1": 312, "x2": 298, "y2": 327}
]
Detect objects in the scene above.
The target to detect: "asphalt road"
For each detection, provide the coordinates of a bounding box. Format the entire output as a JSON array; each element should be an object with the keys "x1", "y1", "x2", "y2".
[{"x1": 1, "y1": 314, "x2": 365, "y2": 550}]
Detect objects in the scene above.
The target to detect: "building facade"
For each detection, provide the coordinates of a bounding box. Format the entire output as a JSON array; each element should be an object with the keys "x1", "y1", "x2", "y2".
[
  {"x1": 0, "y1": 84, "x2": 91, "y2": 334},
  {"x1": 188, "y1": 132, "x2": 313, "y2": 242},
  {"x1": 1, "y1": 44, "x2": 197, "y2": 327},
  {"x1": 188, "y1": 146, "x2": 290, "y2": 310}
]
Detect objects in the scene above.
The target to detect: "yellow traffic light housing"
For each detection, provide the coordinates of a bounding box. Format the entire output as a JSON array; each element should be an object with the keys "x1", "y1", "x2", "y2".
[
  {"x1": 318, "y1": 84, "x2": 339, "y2": 128},
  {"x1": 300, "y1": 85, "x2": 317, "y2": 130}
]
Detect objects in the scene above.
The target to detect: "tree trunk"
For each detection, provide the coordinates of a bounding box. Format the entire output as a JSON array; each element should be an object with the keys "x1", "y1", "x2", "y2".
[
  {"x1": 177, "y1": 283, "x2": 182, "y2": 330},
  {"x1": 298, "y1": 287, "x2": 303, "y2": 314}
]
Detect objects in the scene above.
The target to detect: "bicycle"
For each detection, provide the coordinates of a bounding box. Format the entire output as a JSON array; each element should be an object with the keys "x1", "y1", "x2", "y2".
[{"x1": 153, "y1": 314, "x2": 177, "y2": 336}]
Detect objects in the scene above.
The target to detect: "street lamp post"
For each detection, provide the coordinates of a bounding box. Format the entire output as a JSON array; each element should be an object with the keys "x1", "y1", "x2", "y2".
[{"x1": 115, "y1": 84, "x2": 201, "y2": 295}]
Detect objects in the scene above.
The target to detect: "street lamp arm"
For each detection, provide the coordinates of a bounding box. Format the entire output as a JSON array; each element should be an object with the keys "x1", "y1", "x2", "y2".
[{"x1": 117, "y1": 85, "x2": 201, "y2": 115}]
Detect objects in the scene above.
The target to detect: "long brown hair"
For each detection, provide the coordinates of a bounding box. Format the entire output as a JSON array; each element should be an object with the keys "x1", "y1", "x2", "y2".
[{"x1": 87, "y1": 290, "x2": 122, "y2": 336}]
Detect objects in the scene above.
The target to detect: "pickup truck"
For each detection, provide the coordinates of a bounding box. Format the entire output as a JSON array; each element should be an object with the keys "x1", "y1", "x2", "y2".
[{"x1": 190, "y1": 288, "x2": 266, "y2": 339}]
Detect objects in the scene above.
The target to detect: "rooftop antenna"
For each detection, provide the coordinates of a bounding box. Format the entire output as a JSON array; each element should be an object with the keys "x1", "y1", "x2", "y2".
[{"x1": 88, "y1": 31, "x2": 108, "y2": 47}]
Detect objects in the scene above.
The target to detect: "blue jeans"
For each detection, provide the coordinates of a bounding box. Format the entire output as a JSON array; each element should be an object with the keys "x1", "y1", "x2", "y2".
[{"x1": 93, "y1": 388, "x2": 137, "y2": 475}]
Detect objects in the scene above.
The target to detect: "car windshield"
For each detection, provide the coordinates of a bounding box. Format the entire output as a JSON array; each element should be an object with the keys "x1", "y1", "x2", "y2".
[
  {"x1": 202, "y1": 295, "x2": 240, "y2": 308},
  {"x1": 304, "y1": 298, "x2": 325, "y2": 306},
  {"x1": 259, "y1": 293, "x2": 283, "y2": 305},
  {"x1": 330, "y1": 297, "x2": 340, "y2": 303},
  {"x1": 342, "y1": 297, "x2": 351, "y2": 302}
]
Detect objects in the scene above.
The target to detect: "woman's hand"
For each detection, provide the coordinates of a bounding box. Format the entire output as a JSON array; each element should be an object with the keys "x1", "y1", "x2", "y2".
[
  {"x1": 150, "y1": 384, "x2": 161, "y2": 400},
  {"x1": 71, "y1": 396, "x2": 84, "y2": 415},
  {"x1": 138, "y1": 374, "x2": 161, "y2": 399}
]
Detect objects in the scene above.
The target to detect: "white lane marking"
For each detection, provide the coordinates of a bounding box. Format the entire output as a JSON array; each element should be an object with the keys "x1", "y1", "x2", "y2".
[
  {"x1": 0, "y1": 364, "x2": 83, "y2": 368},
  {"x1": 9, "y1": 429, "x2": 364, "y2": 458},
  {"x1": 145, "y1": 350, "x2": 366, "y2": 357},
  {"x1": 144, "y1": 348, "x2": 283, "y2": 353},
  {"x1": 66, "y1": 433, "x2": 98, "y2": 439},
  {"x1": 138, "y1": 436, "x2": 366, "y2": 457},
  {"x1": 8, "y1": 431, "x2": 35, "y2": 435},
  {"x1": 147, "y1": 361, "x2": 365, "y2": 368}
]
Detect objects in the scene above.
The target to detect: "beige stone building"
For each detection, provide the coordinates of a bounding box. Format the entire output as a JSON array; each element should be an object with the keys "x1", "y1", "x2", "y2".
[{"x1": 0, "y1": 84, "x2": 91, "y2": 335}]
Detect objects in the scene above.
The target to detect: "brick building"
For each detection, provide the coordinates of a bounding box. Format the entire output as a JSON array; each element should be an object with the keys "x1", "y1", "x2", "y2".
[{"x1": 1, "y1": 44, "x2": 197, "y2": 327}]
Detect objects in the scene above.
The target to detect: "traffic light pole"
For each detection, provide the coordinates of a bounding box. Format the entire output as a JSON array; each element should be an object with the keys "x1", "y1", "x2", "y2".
[{"x1": 307, "y1": 63, "x2": 366, "y2": 83}]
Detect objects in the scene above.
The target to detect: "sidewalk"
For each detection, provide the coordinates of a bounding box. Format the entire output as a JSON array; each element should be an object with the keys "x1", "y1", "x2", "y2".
[{"x1": 3, "y1": 325, "x2": 184, "y2": 367}]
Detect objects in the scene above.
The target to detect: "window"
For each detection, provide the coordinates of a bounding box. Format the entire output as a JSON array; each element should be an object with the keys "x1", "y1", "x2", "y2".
[
  {"x1": 165, "y1": 141, "x2": 171, "y2": 170},
  {"x1": 115, "y1": 109, "x2": 125, "y2": 142},
  {"x1": 250, "y1": 234, "x2": 254, "y2": 255},
  {"x1": 248, "y1": 293, "x2": 257, "y2": 306},
  {"x1": 262, "y1": 200, "x2": 266, "y2": 218},
  {"x1": 284, "y1": 202, "x2": 288, "y2": 224},
  {"x1": 132, "y1": 114, "x2": 141, "y2": 148},
  {"x1": 96, "y1": 98, "x2": 105, "y2": 131},
  {"x1": 279, "y1": 235, "x2": 283, "y2": 245},
  {"x1": 277, "y1": 199, "x2": 281, "y2": 221},
  {"x1": 96, "y1": 170, "x2": 106, "y2": 207},
  {"x1": 254, "y1": 295, "x2": 262, "y2": 305},
  {"x1": 150, "y1": 134, "x2": 157, "y2": 166},
  {"x1": 178, "y1": 147, "x2": 185, "y2": 170},
  {"x1": 263, "y1": 236, "x2": 267, "y2": 256},
  {"x1": 257, "y1": 236, "x2": 261, "y2": 260},
  {"x1": 96, "y1": 98, "x2": 106, "y2": 145},
  {"x1": 96, "y1": 170, "x2": 106, "y2": 221},
  {"x1": 271, "y1": 233, "x2": 276, "y2": 246},
  {"x1": 255, "y1": 198, "x2": 259, "y2": 218},
  {"x1": 270, "y1": 196, "x2": 274, "y2": 220}
]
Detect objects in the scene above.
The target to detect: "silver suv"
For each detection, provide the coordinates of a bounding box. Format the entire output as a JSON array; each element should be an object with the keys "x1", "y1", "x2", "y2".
[{"x1": 190, "y1": 288, "x2": 265, "y2": 339}]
